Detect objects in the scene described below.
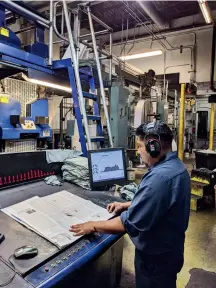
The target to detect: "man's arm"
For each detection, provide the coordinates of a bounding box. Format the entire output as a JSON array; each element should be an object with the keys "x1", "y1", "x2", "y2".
[
  {"x1": 120, "y1": 173, "x2": 170, "y2": 237},
  {"x1": 70, "y1": 217, "x2": 125, "y2": 236}
]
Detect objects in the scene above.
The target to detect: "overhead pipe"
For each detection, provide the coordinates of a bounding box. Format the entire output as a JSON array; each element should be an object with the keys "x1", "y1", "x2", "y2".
[
  {"x1": 136, "y1": 1, "x2": 169, "y2": 29},
  {"x1": 61, "y1": 7, "x2": 64, "y2": 35},
  {"x1": 53, "y1": 3, "x2": 139, "y2": 78},
  {"x1": 15, "y1": 25, "x2": 35, "y2": 34},
  {"x1": 210, "y1": 24, "x2": 216, "y2": 91},
  {"x1": 53, "y1": 2, "x2": 110, "y2": 58},
  {"x1": 48, "y1": 0, "x2": 53, "y2": 66},
  {"x1": 82, "y1": 8, "x2": 112, "y2": 31},
  {"x1": 2, "y1": 0, "x2": 50, "y2": 28},
  {"x1": 79, "y1": 29, "x2": 109, "y2": 39},
  {"x1": 122, "y1": 0, "x2": 196, "y2": 83},
  {"x1": 53, "y1": 2, "x2": 68, "y2": 42}
]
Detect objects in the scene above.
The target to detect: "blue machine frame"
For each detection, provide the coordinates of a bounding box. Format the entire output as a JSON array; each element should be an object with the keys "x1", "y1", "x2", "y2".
[
  {"x1": 0, "y1": 96, "x2": 52, "y2": 140},
  {"x1": 0, "y1": 40, "x2": 102, "y2": 155},
  {"x1": 0, "y1": 1, "x2": 108, "y2": 155}
]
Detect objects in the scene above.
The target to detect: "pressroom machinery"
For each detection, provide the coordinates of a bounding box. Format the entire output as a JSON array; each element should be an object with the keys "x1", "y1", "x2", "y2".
[
  {"x1": 0, "y1": 151, "x2": 124, "y2": 288},
  {"x1": 0, "y1": 1, "x2": 124, "y2": 287},
  {"x1": 0, "y1": 95, "x2": 52, "y2": 152}
]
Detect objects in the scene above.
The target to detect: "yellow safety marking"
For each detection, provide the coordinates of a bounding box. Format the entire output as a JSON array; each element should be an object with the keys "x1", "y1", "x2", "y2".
[
  {"x1": 0, "y1": 95, "x2": 9, "y2": 103},
  {"x1": 0, "y1": 28, "x2": 9, "y2": 37}
]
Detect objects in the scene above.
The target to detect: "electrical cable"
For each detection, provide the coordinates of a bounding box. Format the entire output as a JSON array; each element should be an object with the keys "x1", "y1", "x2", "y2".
[{"x1": 0, "y1": 255, "x2": 16, "y2": 287}]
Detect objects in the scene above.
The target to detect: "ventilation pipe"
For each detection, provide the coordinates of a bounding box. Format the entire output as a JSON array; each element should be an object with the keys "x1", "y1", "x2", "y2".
[{"x1": 136, "y1": 1, "x2": 169, "y2": 29}]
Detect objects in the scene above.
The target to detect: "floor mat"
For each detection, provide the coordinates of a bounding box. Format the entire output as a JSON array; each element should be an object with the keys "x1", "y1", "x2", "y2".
[{"x1": 186, "y1": 268, "x2": 216, "y2": 288}]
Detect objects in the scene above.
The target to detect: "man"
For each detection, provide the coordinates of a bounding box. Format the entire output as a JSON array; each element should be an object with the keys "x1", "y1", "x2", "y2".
[{"x1": 70, "y1": 122, "x2": 191, "y2": 288}]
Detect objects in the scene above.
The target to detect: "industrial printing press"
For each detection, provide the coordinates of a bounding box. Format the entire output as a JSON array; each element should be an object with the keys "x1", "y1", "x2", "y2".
[
  {"x1": 0, "y1": 151, "x2": 124, "y2": 288},
  {"x1": 0, "y1": 94, "x2": 52, "y2": 152},
  {"x1": 0, "y1": 2, "x2": 127, "y2": 287}
]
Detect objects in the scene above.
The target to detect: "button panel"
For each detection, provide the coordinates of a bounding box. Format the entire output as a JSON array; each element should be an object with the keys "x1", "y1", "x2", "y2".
[
  {"x1": 21, "y1": 120, "x2": 36, "y2": 130},
  {"x1": 25, "y1": 233, "x2": 113, "y2": 286}
]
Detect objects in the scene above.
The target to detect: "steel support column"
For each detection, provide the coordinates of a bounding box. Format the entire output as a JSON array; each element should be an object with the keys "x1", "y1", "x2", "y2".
[
  {"x1": 178, "y1": 83, "x2": 185, "y2": 160},
  {"x1": 209, "y1": 103, "x2": 215, "y2": 150}
]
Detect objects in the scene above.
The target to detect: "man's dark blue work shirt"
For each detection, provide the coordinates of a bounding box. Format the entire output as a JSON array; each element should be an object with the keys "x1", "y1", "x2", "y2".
[{"x1": 120, "y1": 152, "x2": 191, "y2": 256}]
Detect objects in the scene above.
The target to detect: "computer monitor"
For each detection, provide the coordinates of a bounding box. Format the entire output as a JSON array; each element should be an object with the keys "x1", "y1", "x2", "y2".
[{"x1": 88, "y1": 148, "x2": 127, "y2": 189}]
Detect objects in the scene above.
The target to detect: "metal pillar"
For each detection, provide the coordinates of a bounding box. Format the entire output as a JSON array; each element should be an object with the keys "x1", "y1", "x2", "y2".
[
  {"x1": 209, "y1": 103, "x2": 215, "y2": 150},
  {"x1": 62, "y1": 0, "x2": 92, "y2": 149},
  {"x1": 74, "y1": 9, "x2": 81, "y2": 63},
  {"x1": 87, "y1": 6, "x2": 113, "y2": 147},
  {"x1": 59, "y1": 99, "x2": 64, "y2": 147},
  {"x1": 48, "y1": 0, "x2": 53, "y2": 66},
  {"x1": 178, "y1": 83, "x2": 185, "y2": 160},
  {"x1": 109, "y1": 33, "x2": 113, "y2": 83},
  {"x1": 174, "y1": 90, "x2": 178, "y2": 129}
]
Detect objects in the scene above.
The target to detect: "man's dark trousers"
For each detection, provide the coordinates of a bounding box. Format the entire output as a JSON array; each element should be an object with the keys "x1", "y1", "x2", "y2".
[{"x1": 135, "y1": 249, "x2": 184, "y2": 288}]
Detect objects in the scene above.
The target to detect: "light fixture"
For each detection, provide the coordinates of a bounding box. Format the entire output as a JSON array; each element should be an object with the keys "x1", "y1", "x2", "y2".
[
  {"x1": 119, "y1": 50, "x2": 163, "y2": 61},
  {"x1": 124, "y1": 63, "x2": 144, "y2": 74},
  {"x1": 22, "y1": 73, "x2": 72, "y2": 93},
  {"x1": 198, "y1": 0, "x2": 213, "y2": 24}
]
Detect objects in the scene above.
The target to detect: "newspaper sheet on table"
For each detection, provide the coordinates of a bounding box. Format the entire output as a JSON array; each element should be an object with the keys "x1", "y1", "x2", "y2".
[
  {"x1": 43, "y1": 190, "x2": 113, "y2": 221},
  {"x1": 2, "y1": 190, "x2": 113, "y2": 249},
  {"x1": 2, "y1": 196, "x2": 77, "y2": 248}
]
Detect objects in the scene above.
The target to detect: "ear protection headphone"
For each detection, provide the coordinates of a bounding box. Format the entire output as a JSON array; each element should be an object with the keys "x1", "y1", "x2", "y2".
[{"x1": 144, "y1": 122, "x2": 161, "y2": 158}]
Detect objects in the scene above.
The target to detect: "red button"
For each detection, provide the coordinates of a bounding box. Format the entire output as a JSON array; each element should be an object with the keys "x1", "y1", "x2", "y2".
[{"x1": 44, "y1": 267, "x2": 49, "y2": 272}]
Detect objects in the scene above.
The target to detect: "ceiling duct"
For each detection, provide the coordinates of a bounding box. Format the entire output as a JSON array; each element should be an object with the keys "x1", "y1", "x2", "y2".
[{"x1": 136, "y1": 1, "x2": 169, "y2": 29}]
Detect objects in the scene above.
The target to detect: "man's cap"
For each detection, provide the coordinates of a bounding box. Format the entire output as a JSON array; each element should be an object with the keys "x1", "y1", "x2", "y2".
[{"x1": 143, "y1": 121, "x2": 173, "y2": 137}]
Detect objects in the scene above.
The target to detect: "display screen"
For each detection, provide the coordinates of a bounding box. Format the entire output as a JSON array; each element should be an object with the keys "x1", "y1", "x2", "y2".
[{"x1": 90, "y1": 149, "x2": 125, "y2": 183}]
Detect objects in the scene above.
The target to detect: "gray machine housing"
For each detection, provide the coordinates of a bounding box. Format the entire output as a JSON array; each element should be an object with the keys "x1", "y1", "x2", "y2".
[{"x1": 110, "y1": 86, "x2": 129, "y2": 148}]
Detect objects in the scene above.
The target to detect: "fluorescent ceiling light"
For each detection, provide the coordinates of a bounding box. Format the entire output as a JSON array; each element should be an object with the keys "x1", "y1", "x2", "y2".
[
  {"x1": 119, "y1": 50, "x2": 163, "y2": 61},
  {"x1": 22, "y1": 74, "x2": 72, "y2": 93},
  {"x1": 124, "y1": 64, "x2": 144, "y2": 74},
  {"x1": 198, "y1": 0, "x2": 213, "y2": 24}
]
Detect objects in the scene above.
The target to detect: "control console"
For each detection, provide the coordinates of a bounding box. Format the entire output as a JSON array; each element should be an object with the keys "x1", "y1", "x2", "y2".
[{"x1": 25, "y1": 233, "x2": 113, "y2": 286}]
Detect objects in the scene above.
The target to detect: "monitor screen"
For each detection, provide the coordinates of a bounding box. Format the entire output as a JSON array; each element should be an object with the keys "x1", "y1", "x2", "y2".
[{"x1": 88, "y1": 148, "x2": 127, "y2": 188}]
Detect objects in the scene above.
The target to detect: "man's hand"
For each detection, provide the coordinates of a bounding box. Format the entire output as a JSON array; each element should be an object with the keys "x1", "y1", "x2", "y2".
[
  {"x1": 70, "y1": 221, "x2": 95, "y2": 236},
  {"x1": 70, "y1": 217, "x2": 125, "y2": 236},
  {"x1": 107, "y1": 201, "x2": 131, "y2": 214}
]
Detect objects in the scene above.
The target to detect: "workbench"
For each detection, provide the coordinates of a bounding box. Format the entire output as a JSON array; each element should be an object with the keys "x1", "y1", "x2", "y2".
[{"x1": 0, "y1": 181, "x2": 124, "y2": 288}]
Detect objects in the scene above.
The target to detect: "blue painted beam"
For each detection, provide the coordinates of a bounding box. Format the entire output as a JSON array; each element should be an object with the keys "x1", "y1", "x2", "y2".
[
  {"x1": 0, "y1": 43, "x2": 47, "y2": 67},
  {"x1": 2, "y1": 56, "x2": 53, "y2": 75},
  {"x1": 82, "y1": 92, "x2": 97, "y2": 101}
]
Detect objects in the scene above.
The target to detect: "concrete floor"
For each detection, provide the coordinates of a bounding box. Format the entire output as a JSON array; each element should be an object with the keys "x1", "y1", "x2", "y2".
[
  {"x1": 120, "y1": 210, "x2": 216, "y2": 288},
  {"x1": 120, "y1": 158, "x2": 216, "y2": 288}
]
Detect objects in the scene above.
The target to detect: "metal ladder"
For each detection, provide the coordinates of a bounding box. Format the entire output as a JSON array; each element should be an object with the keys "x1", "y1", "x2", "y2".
[{"x1": 61, "y1": 1, "x2": 113, "y2": 156}]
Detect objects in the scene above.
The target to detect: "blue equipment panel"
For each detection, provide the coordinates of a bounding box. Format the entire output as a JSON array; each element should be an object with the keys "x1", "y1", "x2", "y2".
[
  {"x1": 27, "y1": 99, "x2": 49, "y2": 120},
  {"x1": 0, "y1": 95, "x2": 52, "y2": 140},
  {"x1": 25, "y1": 233, "x2": 121, "y2": 288}
]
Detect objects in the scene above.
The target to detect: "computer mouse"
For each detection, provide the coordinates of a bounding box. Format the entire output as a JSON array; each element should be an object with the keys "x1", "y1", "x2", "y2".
[{"x1": 14, "y1": 246, "x2": 38, "y2": 259}]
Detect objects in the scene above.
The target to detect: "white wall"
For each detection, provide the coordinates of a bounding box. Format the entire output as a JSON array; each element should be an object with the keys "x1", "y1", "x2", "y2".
[{"x1": 112, "y1": 26, "x2": 215, "y2": 84}]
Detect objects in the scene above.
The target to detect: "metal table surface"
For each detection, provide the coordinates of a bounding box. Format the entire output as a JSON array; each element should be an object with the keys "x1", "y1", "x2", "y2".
[{"x1": 0, "y1": 181, "x2": 121, "y2": 277}]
